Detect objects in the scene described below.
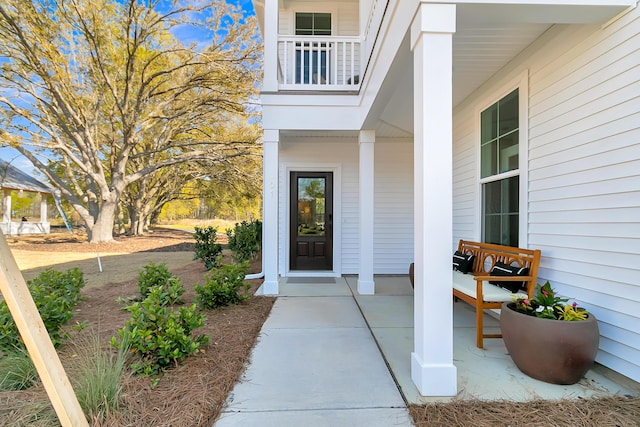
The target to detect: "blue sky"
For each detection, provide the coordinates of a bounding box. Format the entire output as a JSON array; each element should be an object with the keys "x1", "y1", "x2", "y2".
[{"x1": 0, "y1": 0, "x2": 257, "y2": 177}]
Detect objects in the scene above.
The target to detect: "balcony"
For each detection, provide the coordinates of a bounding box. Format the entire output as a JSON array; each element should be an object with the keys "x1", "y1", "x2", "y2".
[
  {"x1": 277, "y1": 36, "x2": 361, "y2": 91},
  {"x1": 261, "y1": 0, "x2": 387, "y2": 92}
]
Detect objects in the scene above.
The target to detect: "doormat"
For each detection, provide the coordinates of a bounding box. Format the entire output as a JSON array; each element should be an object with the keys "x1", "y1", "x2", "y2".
[{"x1": 286, "y1": 277, "x2": 336, "y2": 284}]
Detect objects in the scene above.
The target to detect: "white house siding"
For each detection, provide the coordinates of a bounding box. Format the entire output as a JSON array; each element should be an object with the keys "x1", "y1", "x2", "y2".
[
  {"x1": 452, "y1": 9, "x2": 640, "y2": 382},
  {"x1": 374, "y1": 140, "x2": 414, "y2": 274},
  {"x1": 452, "y1": 107, "x2": 478, "y2": 248}
]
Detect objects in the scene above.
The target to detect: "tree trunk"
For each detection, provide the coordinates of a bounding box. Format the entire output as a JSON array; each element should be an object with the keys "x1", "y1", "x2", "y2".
[
  {"x1": 115, "y1": 205, "x2": 126, "y2": 235},
  {"x1": 87, "y1": 201, "x2": 117, "y2": 243}
]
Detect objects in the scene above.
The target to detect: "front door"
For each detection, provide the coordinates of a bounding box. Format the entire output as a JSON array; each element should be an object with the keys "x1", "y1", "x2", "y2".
[{"x1": 290, "y1": 172, "x2": 333, "y2": 270}]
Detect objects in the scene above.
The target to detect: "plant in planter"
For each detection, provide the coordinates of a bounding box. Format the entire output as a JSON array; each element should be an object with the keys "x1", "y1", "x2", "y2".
[{"x1": 500, "y1": 281, "x2": 599, "y2": 385}]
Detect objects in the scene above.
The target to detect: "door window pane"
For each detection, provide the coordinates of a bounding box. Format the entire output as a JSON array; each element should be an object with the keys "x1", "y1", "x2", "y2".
[
  {"x1": 295, "y1": 13, "x2": 331, "y2": 84},
  {"x1": 297, "y1": 177, "x2": 325, "y2": 237},
  {"x1": 295, "y1": 48, "x2": 327, "y2": 84}
]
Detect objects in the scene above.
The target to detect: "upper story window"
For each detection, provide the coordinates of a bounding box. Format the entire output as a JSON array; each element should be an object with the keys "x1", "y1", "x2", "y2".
[
  {"x1": 480, "y1": 89, "x2": 520, "y2": 247},
  {"x1": 295, "y1": 13, "x2": 331, "y2": 36}
]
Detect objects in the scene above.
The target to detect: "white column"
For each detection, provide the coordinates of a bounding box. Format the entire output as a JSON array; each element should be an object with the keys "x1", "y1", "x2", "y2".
[
  {"x1": 358, "y1": 130, "x2": 375, "y2": 295},
  {"x1": 263, "y1": 0, "x2": 279, "y2": 92},
  {"x1": 40, "y1": 193, "x2": 48, "y2": 223},
  {"x1": 410, "y1": 3, "x2": 457, "y2": 396},
  {"x1": 3, "y1": 189, "x2": 11, "y2": 223},
  {"x1": 262, "y1": 130, "x2": 279, "y2": 295}
]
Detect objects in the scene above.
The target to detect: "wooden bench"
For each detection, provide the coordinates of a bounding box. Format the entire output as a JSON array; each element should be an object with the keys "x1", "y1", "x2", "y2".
[
  {"x1": 452, "y1": 240, "x2": 541, "y2": 348},
  {"x1": 409, "y1": 241, "x2": 541, "y2": 348}
]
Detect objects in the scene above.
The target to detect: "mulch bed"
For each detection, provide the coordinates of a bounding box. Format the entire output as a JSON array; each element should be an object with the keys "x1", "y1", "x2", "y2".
[
  {"x1": 409, "y1": 396, "x2": 640, "y2": 426},
  {"x1": 1, "y1": 228, "x2": 273, "y2": 426}
]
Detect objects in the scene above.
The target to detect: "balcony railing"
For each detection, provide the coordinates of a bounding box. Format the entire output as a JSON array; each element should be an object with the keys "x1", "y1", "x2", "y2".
[{"x1": 277, "y1": 36, "x2": 361, "y2": 91}]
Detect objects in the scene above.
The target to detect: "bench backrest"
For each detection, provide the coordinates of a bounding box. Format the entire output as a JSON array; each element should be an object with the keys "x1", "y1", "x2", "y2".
[{"x1": 457, "y1": 240, "x2": 542, "y2": 297}]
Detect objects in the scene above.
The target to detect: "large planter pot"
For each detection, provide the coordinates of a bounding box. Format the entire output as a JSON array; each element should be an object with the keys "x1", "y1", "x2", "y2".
[{"x1": 500, "y1": 302, "x2": 600, "y2": 385}]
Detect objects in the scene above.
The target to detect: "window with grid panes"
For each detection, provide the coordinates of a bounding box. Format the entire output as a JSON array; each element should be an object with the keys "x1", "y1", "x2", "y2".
[{"x1": 480, "y1": 89, "x2": 520, "y2": 246}]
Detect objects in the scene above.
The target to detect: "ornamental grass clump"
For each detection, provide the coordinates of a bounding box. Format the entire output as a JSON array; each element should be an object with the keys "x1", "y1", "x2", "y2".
[{"x1": 512, "y1": 281, "x2": 588, "y2": 321}]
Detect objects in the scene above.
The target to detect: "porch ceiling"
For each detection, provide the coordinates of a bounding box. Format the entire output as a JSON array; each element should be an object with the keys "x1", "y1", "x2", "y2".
[
  {"x1": 370, "y1": 21, "x2": 551, "y2": 138},
  {"x1": 366, "y1": 1, "x2": 634, "y2": 138}
]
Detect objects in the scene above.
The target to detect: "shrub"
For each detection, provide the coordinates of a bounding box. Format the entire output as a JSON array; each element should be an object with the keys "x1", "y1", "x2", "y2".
[
  {"x1": 193, "y1": 226, "x2": 223, "y2": 270},
  {"x1": 111, "y1": 286, "x2": 209, "y2": 376},
  {"x1": 195, "y1": 262, "x2": 251, "y2": 309},
  {"x1": 226, "y1": 220, "x2": 262, "y2": 262},
  {"x1": 138, "y1": 262, "x2": 173, "y2": 297},
  {"x1": 0, "y1": 267, "x2": 85, "y2": 350},
  {"x1": 137, "y1": 262, "x2": 184, "y2": 305}
]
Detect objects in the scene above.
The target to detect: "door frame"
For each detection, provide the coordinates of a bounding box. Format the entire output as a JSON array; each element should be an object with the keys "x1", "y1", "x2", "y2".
[{"x1": 284, "y1": 164, "x2": 341, "y2": 277}]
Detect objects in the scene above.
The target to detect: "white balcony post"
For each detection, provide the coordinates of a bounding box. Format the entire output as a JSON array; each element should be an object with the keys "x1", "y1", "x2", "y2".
[
  {"x1": 263, "y1": 0, "x2": 278, "y2": 92},
  {"x1": 358, "y1": 130, "x2": 375, "y2": 295},
  {"x1": 411, "y1": 2, "x2": 457, "y2": 397},
  {"x1": 262, "y1": 130, "x2": 279, "y2": 295}
]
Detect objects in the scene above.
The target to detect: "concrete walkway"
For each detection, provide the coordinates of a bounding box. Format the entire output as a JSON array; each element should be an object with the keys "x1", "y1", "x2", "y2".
[
  {"x1": 216, "y1": 275, "x2": 640, "y2": 425},
  {"x1": 215, "y1": 277, "x2": 413, "y2": 426}
]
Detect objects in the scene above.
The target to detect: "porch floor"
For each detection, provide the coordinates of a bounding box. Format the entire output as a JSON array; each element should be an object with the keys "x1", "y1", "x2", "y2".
[
  {"x1": 342, "y1": 275, "x2": 639, "y2": 404},
  {"x1": 216, "y1": 275, "x2": 639, "y2": 425}
]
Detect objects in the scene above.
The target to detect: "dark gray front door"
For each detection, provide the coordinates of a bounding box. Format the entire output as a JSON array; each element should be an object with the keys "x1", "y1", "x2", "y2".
[{"x1": 290, "y1": 172, "x2": 333, "y2": 270}]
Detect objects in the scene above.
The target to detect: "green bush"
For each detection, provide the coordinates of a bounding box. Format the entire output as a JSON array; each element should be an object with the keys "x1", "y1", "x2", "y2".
[
  {"x1": 137, "y1": 262, "x2": 184, "y2": 305},
  {"x1": 195, "y1": 262, "x2": 251, "y2": 309},
  {"x1": 226, "y1": 220, "x2": 262, "y2": 262},
  {"x1": 111, "y1": 286, "x2": 209, "y2": 376},
  {"x1": 193, "y1": 226, "x2": 223, "y2": 270},
  {"x1": 0, "y1": 267, "x2": 85, "y2": 350},
  {"x1": 138, "y1": 262, "x2": 173, "y2": 296}
]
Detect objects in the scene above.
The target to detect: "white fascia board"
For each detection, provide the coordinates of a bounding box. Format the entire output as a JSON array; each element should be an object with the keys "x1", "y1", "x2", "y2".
[
  {"x1": 260, "y1": 93, "x2": 362, "y2": 107},
  {"x1": 262, "y1": 104, "x2": 362, "y2": 131}
]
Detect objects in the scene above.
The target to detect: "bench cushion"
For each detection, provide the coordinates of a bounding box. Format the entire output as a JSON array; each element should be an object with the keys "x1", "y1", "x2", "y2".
[
  {"x1": 452, "y1": 271, "x2": 527, "y2": 302},
  {"x1": 452, "y1": 251, "x2": 474, "y2": 274},
  {"x1": 489, "y1": 261, "x2": 529, "y2": 293}
]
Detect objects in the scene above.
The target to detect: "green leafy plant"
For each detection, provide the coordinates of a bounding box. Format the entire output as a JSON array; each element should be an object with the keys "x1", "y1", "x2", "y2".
[
  {"x1": 193, "y1": 226, "x2": 223, "y2": 270},
  {"x1": 195, "y1": 262, "x2": 251, "y2": 309},
  {"x1": 0, "y1": 267, "x2": 85, "y2": 349},
  {"x1": 512, "y1": 281, "x2": 589, "y2": 321},
  {"x1": 226, "y1": 219, "x2": 262, "y2": 262},
  {"x1": 138, "y1": 261, "x2": 172, "y2": 296},
  {"x1": 137, "y1": 262, "x2": 185, "y2": 305},
  {"x1": 111, "y1": 286, "x2": 209, "y2": 376}
]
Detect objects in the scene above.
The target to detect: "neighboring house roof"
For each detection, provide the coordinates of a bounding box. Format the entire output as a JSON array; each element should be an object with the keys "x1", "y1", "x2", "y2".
[{"x1": 0, "y1": 160, "x2": 53, "y2": 194}]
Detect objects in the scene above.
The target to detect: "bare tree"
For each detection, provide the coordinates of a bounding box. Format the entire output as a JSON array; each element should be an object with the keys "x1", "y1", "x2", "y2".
[{"x1": 0, "y1": 0, "x2": 261, "y2": 242}]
